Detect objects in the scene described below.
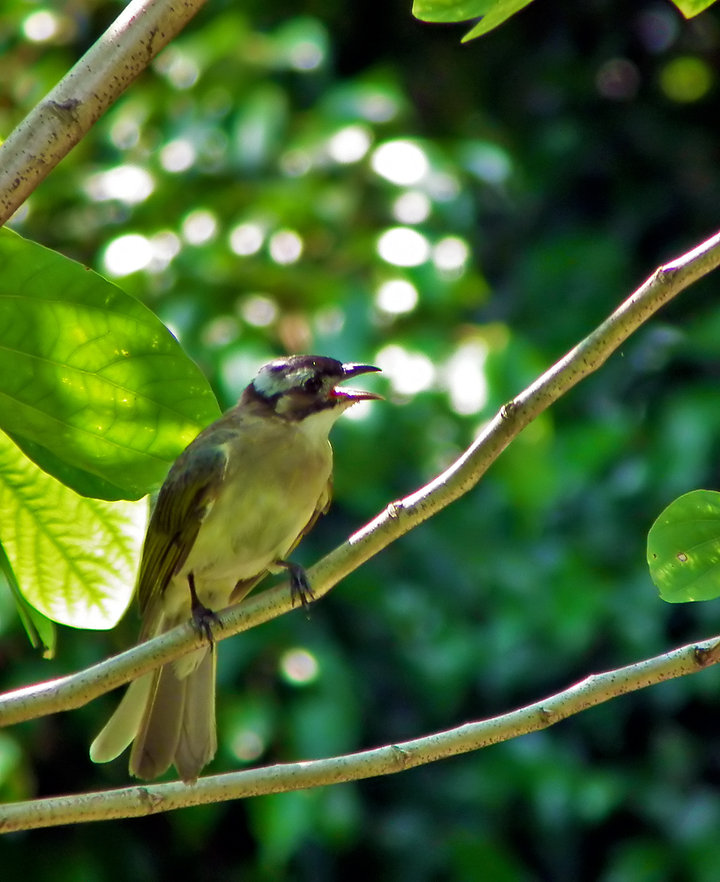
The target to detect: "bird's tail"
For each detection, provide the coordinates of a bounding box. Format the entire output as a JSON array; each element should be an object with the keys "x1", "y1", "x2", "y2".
[{"x1": 90, "y1": 646, "x2": 217, "y2": 783}]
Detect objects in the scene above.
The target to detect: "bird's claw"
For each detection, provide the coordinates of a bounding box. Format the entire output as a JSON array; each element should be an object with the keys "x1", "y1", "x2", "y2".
[
  {"x1": 277, "y1": 560, "x2": 315, "y2": 612},
  {"x1": 188, "y1": 573, "x2": 220, "y2": 643}
]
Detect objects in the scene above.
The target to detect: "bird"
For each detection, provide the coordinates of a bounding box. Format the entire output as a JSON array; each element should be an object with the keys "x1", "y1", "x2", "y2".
[{"x1": 90, "y1": 354, "x2": 381, "y2": 783}]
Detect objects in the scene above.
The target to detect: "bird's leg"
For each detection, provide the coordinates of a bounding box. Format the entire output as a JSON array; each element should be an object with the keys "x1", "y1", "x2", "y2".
[
  {"x1": 275, "y1": 560, "x2": 316, "y2": 611},
  {"x1": 187, "y1": 572, "x2": 220, "y2": 643}
]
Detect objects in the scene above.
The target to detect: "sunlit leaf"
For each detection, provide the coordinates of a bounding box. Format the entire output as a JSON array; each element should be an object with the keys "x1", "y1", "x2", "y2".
[
  {"x1": 412, "y1": 0, "x2": 534, "y2": 40},
  {"x1": 647, "y1": 490, "x2": 720, "y2": 603},
  {"x1": 0, "y1": 539, "x2": 56, "y2": 656},
  {"x1": 462, "y1": 0, "x2": 535, "y2": 40},
  {"x1": 671, "y1": 0, "x2": 718, "y2": 18},
  {"x1": 0, "y1": 431, "x2": 148, "y2": 630},
  {"x1": 0, "y1": 228, "x2": 220, "y2": 501},
  {"x1": 413, "y1": 0, "x2": 496, "y2": 23}
]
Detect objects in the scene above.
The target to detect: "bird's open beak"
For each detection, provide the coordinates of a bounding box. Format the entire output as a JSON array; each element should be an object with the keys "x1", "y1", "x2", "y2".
[{"x1": 334, "y1": 363, "x2": 383, "y2": 402}]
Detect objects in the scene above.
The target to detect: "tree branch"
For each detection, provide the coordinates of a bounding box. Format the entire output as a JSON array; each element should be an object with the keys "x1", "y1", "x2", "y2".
[
  {"x1": 0, "y1": 0, "x2": 207, "y2": 225},
  {"x1": 2, "y1": 636, "x2": 720, "y2": 832},
  {"x1": 2, "y1": 229, "x2": 720, "y2": 728}
]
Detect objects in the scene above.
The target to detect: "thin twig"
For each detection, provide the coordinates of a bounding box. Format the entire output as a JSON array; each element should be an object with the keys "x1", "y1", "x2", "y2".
[
  {"x1": 0, "y1": 0, "x2": 207, "y2": 225},
  {"x1": 3, "y1": 635, "x2": 720, "y2": 832}
]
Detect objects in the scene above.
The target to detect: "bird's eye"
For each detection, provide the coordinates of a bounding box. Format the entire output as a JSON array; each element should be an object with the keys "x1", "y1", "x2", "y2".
[{"x1": 303, "y1": 376, "x2": 322, "y2": 394}]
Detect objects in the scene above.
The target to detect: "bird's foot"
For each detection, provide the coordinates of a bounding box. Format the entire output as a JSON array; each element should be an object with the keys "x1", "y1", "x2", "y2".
[
  {"x1": 188, "y1": 572, "x2": 220, "y2": 643},
  {"x1": 276, "y1": 560, "x2": 316, "y2": 612}
]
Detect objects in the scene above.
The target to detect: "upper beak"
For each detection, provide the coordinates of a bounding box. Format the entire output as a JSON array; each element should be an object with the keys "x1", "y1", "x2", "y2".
[{"x1": 335, "y1": 363, "x2": 383, "y2": 402}]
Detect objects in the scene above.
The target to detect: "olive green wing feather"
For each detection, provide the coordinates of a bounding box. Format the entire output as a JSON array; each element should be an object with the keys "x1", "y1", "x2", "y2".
[{"x1": 136, "y1": 440, "x2": 229, "y2": 615}]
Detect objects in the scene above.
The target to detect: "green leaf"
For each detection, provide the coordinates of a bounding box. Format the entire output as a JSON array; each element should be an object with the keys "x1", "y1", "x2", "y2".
[
  {"x1": 0, "y1": 431, "x2": 148, "y2": 630},
  {"x1": 647, "y1": 490, "x2": 720, "y2": 603},
  {"x1": 412, "y1": 0, "x2": 534, "y2": 39},
  {"x1": 462, "y1": 0, "x2": 535, "y2": 40},
  {"x1": 413, "y1": 0, "x2": 497, "y2": 23},
  {"x1": 0, "y1": 539, "x2": 56, "y2": 657},
  {"x1": 0, "y1": 228, "x2": 221, "y2": 501},
  {"x1": 670, "y1": 0, "x2": 718, "y2": 18}
]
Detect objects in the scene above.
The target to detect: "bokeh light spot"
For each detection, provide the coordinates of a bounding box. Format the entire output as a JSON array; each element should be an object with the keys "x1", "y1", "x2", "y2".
[
  {"x1": 229, "y1": 223, "x2": 265, "y2": 256},
  {"x1": 376, "y1": 279, "x2": 419, "y2": 315},
  {"x1": 433, "y1": 236, "x2": 470, "y2": 273},
  {"x1": 23, "y1": 10, "x2": 60, "y2": 42},
  {"x1": 160, "y1": 139, "x2": 197, "y2": 173},
  {"x1": 103, "y1": 234, "x2": 153, "y2": 277},
  {"x1": 462, "y1": 142, "x2": 513, "y2": 184},
  {"x1": 377, "y1": 227, "x2": 430, "y2": 267},
  {"x1": 280, "y1": 149, "x2": 312, "y2": 177},
  {"x1": 660, "y1": 56, "x2": 713, "y2": 103},
  {"x1": 596, "y1": 58, "x2": 640, "y2": 101},
  {"x1": 372, "y1": 140, "x2": 429, "y2": 186},
  {"x1": 280, "y1": 648, "x2": 319, "y2": 685},
  {"x1": 85, "y1": 165, "x2": 154, "y2": 204},
  {"x1": 239, "y1": 294, "x2": 278, "y2": 327},
  {"x1": 426, "y1": 171, "x2": 460, "y2": 202},
  {"x1": 376, "y1": 344, "x2": 435, "y2": 396},
  {"x1": 392, "y1": 191, "x2": 431, "y2": 224},
  {"x1": 182, "y1": 209, "x2": 218, "y2": 245},
  {"x1": 109, "y1": 116, "x2": 140, "y2": 150},
  {"x1": 636, "y1": 9, "x2": 679, "y2": 54},
  {"x1": 231, "y1": 729, "x2": 265, "y2": 762},
  {"x1": 269, "y1": 229, "x2": 303, "y2": 264},
  {"x1": 289, "y1": 40, "x2": 324, "y2": 71},
  {"x1": 201, "y1": 316, "x2": 239, "y2": 348},
  {"x1": 148, "y1": 231, "x2": 182, "y2": 272},
  {"x1": 327, "y1": 125, "x2": 372, "y2": 164},
  {"x1": 154, "y1": 48, "x2": 200, "y2": 90},
  {"x1": 360, "y1": 91, "x2": 398, "y2": 123},
  {"x1": 444, "y1": 341, "x2": 489, "y2": 415}
]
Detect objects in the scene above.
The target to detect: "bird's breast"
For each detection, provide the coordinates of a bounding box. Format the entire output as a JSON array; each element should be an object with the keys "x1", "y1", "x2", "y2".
[{"x1": 179, "y1": 418, "x2": 332, "y2": 604}]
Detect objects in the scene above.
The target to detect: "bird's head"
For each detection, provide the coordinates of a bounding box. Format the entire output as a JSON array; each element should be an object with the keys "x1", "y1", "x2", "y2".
[{"x1": 245, "y1": 355, "x2": 382, "y2": 422}]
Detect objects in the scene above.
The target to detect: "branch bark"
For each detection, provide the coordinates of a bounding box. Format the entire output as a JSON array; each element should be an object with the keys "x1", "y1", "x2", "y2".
[
  {"x1": 2, "y1": 636, "x2": 720, "y2": 832},
  {"x1": 1, "y1": 230, "x2": 720, "y2": 728},
  {"x1": 0, "y1": 0, "x2": 207, "y2": 225}
]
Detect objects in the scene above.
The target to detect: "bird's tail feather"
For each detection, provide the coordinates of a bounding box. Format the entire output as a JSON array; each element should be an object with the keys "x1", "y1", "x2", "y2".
[
  {"x1": 175, "y1": 648, "x2": 217, "y2": 782},
  {"x1": 128, "y1": 646, "x2": 216, "y2": 782},
  {"x1": 89, "y1": 673, "x2": 153, "y2": 764},
  {"x1": 90, "y1": 647, "x2": 218, "y2": 783}
]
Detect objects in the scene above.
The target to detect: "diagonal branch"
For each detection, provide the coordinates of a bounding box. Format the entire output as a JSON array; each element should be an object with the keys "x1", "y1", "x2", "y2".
[
  {"x1": 0, "y1": 0, "x2": 208, "y2": 225},
  {"x1": 2, "y1": 229, "x2": 720, "y2": 728},
  {"x1": 2, "y1": 635, "x2": 720, "y2": 832}
]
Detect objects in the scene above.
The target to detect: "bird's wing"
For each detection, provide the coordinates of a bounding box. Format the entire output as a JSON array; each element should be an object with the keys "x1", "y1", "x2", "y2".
[{"x1": 136, "y1": 439, "x2": 229, "y2": 615}]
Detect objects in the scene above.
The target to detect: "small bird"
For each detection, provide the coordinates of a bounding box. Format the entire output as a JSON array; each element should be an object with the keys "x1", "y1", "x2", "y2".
[{"x1": 90, "y1": 355, "x2": 380, "y2": 782}]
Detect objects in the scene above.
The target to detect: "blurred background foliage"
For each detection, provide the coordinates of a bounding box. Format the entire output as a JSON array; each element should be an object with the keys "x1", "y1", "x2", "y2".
[{"x1": 3, "y1": 0, "x2": 720, "y2": 878}]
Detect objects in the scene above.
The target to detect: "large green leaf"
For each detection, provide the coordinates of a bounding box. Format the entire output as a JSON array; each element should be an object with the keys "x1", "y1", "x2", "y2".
[
  {"x1": 0, "y1": 431, "x2": 147, "y2": 630},
  {"x1": 647, "y1": 490, "x2": 720, "y2": 603},
  {"x1": 0, "y1": 228, "x2": 221, "y2": 500},
  {"x1": 0, "y1": 539, "x2": 56, "y2": 656}
]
